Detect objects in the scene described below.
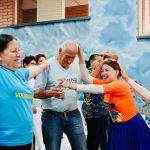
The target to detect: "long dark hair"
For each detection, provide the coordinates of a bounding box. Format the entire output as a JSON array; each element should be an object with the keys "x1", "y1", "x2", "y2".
[
  {"x1": 102, "y1": 60, "x2": 121, "y2": 77},
  {"x1": 0, "y1": 34, "x2": 16, "y2": 52}
]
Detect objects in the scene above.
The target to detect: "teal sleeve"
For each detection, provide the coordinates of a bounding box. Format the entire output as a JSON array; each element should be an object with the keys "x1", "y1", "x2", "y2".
[{"x1": 17, "y1": 68, "x2": 29, "y2": 81}]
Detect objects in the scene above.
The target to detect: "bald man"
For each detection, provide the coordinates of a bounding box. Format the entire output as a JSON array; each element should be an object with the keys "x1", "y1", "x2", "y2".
[{"x1": 34, "y1": 40, "x2": 86, "y2": 150}]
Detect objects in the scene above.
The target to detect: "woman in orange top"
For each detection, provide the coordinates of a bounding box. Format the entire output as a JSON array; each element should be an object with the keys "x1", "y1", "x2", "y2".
[{"x1": 60, "y1": 48, "x2": 150, "y2": 150}]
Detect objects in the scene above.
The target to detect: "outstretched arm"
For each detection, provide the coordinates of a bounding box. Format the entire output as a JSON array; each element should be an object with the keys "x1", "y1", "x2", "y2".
[
  {"x1": 59, "y1": 79, "x2": 104, "y2": 94},
  {"x1": 121, "y1": 69, "x2": 150, "y2": 102},
  {"x1": 103, "y1": 52, "x2": 118, "y2": 61},
  {"x1": 28, "y1": 59, "x2": 51, "y2": 80},
  {"x1": 98, "y1": 49, "x2": 118, "y2": 61}
]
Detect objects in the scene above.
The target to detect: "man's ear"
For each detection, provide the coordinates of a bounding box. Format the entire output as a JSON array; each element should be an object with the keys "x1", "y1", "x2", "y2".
[{"x1": 59, "y1": 48, "x2": 62, "y2": 54}]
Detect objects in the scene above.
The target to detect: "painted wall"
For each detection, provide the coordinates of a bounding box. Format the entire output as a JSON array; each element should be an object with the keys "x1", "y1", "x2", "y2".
[{"x1": 0, "y1": 0, "x2": 150, "y2": 111}]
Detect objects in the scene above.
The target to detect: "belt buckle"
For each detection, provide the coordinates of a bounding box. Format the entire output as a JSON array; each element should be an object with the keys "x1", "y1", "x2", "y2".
[{"x1": 64, "y1": 111, "x2": 67, "y2": 117}]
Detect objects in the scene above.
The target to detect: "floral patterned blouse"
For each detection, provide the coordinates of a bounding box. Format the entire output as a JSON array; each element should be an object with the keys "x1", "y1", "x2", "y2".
[
  {"x1": 81, "y1": 67, "x2": 109, "y2": 118},
  {"x1": 82, "y1": 92, "x2": 109, "y2": 118}
]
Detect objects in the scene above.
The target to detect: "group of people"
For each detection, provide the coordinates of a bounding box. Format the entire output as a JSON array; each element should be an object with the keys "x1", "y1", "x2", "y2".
[{"x1": 0, "y1": 34, "x2": 150, "y2": 150}]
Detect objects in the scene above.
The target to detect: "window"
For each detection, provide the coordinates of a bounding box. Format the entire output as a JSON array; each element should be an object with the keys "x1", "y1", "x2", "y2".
[
  {"x1": 138, "y1": 0, "x2": 150, "y2": 36},
  {"x1": 65, "y1": 0, "x2": 89, "y2": 19},
  {"x1": 16, "y1": 0, "x2": 89, "y2": 24}
]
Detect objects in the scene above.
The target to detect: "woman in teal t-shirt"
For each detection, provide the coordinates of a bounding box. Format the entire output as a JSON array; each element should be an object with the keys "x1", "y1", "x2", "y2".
[{"x1": 0, "y1": 34, "x2": 63, "y2": 150}]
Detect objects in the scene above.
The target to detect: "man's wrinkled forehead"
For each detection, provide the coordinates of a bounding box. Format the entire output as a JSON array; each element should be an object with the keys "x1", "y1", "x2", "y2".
[{"x1": 63, "y1": 49, "x2": 78, "y2": 57}]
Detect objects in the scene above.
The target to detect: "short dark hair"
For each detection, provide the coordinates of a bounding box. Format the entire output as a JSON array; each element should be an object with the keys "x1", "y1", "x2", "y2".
[
  {"x1": 36, "y1": 54, "x2": 47, "y2": 63},
  {"x1": 0, "y1": 34, "x2": 16, "y2": 52},
  {"x1": 23, "y1": 56, "x2": 36, "y2": 67},
  {"x1": 103, "y1": 60, "x2": 121, "y2": 77},
  {"x1": 86, "y1": 54, "x2": 99, "y2": 68}
]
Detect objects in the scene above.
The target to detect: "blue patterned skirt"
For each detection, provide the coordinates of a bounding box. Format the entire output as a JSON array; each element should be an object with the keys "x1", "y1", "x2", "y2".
[{"x1": 107, "y1": 113, "x2": 150, "y2": 150}]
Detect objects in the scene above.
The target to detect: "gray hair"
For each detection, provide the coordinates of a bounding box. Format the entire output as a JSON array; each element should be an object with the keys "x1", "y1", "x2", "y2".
[{"x1": 61, "y1": 40, "x2": 78, "y2": 52}]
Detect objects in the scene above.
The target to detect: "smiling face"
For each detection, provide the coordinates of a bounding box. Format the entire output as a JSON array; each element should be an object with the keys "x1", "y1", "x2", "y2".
[
  {"x1": 90, "y1": 59, "x2": 99, "y2": 70},
  {"x1": 90, "y1": 55, "x2": 104, "y2": 70},
  {"x1": 101, "y1": 60, "x2": 121, "y2": 83},
  {"x1": 101, "y1": 64, "x2": 119, "y2": 83},
  {"x1": 0, "y1": 39, "x2": 20, "y2": 71}
]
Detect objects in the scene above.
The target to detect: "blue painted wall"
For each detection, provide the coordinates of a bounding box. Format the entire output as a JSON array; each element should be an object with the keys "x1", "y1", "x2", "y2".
[{"x1": 0, "y1": 0, "x2": 150, "y2": 111}]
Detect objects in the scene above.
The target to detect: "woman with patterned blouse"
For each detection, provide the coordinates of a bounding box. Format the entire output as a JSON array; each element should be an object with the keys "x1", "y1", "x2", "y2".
[{"x1": 83, "y1": 54, "x2": 110, "y2": 150}]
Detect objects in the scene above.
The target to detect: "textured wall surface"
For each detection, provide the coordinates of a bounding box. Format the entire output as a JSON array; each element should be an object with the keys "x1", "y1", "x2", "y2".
[
  {"x1": 0, "y1": 0, "x2": 150, "y2": 110},
  {"x1": 0, "y1": 0, "x2": 15, "y2": 27}
]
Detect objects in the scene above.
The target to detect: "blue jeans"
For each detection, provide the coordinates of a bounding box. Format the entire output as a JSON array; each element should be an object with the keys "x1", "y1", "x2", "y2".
[{"x1": 42, "y1": 109, "x2": 87, "y2": 150}]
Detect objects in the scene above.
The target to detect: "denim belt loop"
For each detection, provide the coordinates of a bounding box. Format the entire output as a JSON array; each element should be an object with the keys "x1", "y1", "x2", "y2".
[{"x1": 64, "y1": 111, "x2": 67, "y2": 117}]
